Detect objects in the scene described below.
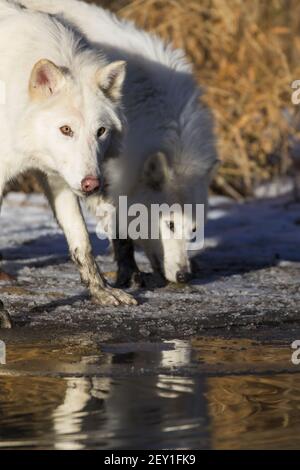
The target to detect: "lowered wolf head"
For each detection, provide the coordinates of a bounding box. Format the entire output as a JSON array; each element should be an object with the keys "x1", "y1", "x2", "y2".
[
  {"x1": 21, "y1": 57, "x2": 126, "y2": 196},
  {"x1": 125, "y1": 151, "x2": 217, "y2": 284}
]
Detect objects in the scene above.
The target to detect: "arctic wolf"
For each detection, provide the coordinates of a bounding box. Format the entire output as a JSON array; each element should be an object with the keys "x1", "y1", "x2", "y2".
[
  {"x1": 21, "y1": 0, "x2": 218, "y2": 285},
  {"x1": 0, "y1": 0, "x2": 136, "y2": 321}
]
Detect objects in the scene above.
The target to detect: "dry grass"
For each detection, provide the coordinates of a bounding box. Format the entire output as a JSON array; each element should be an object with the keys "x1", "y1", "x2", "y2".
[
  {"x1": 98, "y1": 0, "x2": 300, "y2": 198},
  {"x1": 10, "y1": 0, "x2": 300, "y2": 198}
]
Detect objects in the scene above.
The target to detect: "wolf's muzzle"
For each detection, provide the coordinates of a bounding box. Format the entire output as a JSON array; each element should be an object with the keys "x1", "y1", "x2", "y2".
[
  {"x1": 81, "y1": 176, "x2": 100, "y2": 195},
  {"x1": 176, "y1": 270, "x2": 192, "y2": 284}
]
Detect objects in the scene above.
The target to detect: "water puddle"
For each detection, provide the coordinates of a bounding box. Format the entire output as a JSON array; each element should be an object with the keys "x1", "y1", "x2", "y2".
[{"x1": 0, "y1": 335, "x2": 300, "y2": 449}]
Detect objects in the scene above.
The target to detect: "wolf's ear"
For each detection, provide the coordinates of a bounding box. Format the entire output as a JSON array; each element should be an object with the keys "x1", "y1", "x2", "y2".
[
  {"x1": 29, "y1": 59, "x2": 66, "y2": 101},
  {"x1": 143, "y1": 152, "x2": 170, "y2": 191},
  {"x1": 97, "y1": 61, "x2": 126, "y2": 101}
]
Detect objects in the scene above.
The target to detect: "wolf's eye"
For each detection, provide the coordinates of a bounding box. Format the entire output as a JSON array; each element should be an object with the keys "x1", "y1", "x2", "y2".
[
  {"x1": 168, "y1": 221, "x2": 175, "y2": 232},
  {"x1": 97, "y1": 127, "x2": 106, "y2": 138},
  {"x1": 60, "y1": 126, "x2": 74, "y2": 137},
  {"x1": 192, "y1": 226, "x2": 197, "y2": 233}
]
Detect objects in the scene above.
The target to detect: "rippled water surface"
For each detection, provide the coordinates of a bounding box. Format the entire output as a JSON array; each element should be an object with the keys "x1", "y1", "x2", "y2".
[{"x1": 0, "y1": 336, "x2": 300, "y2": 449}]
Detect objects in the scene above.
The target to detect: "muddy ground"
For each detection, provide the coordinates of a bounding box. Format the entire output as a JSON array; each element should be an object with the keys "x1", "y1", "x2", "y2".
[{"x1": 0, "y1": 191, "x2": 300, "y2": 345}]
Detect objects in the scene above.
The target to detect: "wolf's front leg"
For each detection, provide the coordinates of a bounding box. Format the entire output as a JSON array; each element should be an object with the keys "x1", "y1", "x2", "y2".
[
  {"x1": 113, "y1": 238, "x2": 166, "y2": 288},
  {"x1": 41, "y1": 175, "x2": 137, "y2": 306},
  {"x1": 113, "y1": 238, "x2": 142, "y2": 288}
]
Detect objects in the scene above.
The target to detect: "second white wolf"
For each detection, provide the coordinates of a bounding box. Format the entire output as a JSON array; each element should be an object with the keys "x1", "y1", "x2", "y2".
[{"x1": 21, "y1": 0, "x2": 219, "y2": 286}]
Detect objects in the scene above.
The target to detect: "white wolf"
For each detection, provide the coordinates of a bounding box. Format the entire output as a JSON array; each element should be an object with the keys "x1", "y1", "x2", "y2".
[
  {"x1": 0, "y1": 0, "x2": 136, "y2": 326},
  {"x1": 20, "y1": 0, "x2": 219, "y2": 286}
]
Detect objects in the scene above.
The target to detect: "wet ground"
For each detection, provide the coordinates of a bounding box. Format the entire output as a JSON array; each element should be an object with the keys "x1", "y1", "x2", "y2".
[
  {"x1": 1, "y1": 192, "x2": 300, "y2": 449},
  {"x1": 0, "y1": 333, "x2": 300, "y2": 449}
]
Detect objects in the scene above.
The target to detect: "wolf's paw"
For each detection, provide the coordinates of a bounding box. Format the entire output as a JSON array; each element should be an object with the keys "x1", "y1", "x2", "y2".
[
  {"x1": 139, "y1": 272, "x2": 167, "y2": 289},
  {"x1": 92, "y1": 287, "x2": 138, "y2": 307},
  {"x1": 116, "y1": 269, "x2": 166, "y2": 289},
  {"x1": 115, "y1": 268, "x2": 141, "y2": 288},
  {"x1": 0, "y1": 300, "x2": 13, "y2": 329},
  {"x1": 116, "y1": 266, "x2": 168, "y2": 289}
]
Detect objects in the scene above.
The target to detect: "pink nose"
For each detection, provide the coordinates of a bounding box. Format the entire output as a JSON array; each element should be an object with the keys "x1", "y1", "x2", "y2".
[{"x1": 81, "y1": 176, "x2": 100, "y2": 194}]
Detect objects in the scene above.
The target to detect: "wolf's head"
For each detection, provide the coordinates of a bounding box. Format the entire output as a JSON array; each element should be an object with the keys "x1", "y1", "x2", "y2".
[
  {"x1": 20, "y1": 58, "x2": 126, "y2": 196},
  {"x1": 125, "y1": 151, "x2": 217, "y2": 284}
]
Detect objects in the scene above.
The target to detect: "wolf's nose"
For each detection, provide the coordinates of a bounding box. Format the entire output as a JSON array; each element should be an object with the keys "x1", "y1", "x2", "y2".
[
  {"x1": 176, "y1": 271, "x2": 191, "y2": 284},
  {"x1": 81, "y1": 176, "x2": 100, "y2": 194}
]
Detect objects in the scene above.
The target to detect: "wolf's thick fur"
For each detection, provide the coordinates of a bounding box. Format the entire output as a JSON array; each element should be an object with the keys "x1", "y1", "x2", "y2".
[
  {"x1": 0, "y1": 0, "x2": 136, "y2": 312},
  {"x1": 19, "y1": 0, "x2": 219, "y2": 284}
]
